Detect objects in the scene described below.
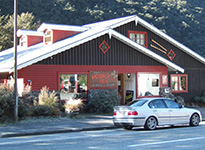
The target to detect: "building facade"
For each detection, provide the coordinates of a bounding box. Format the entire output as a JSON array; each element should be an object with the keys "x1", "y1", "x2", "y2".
[{"x1": 0, "y1": 15, "x2": 204, "y2": 104}]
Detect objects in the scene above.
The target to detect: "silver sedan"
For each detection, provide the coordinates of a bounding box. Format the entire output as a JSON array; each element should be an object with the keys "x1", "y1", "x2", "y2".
[{"x1": 113, "y1": 98, "x2": 202, "y2": 130}]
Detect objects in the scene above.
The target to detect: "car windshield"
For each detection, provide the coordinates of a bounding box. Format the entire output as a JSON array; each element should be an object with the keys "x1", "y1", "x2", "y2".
[{"x1": 127, "y1": 99, "x2": 148, "y2": 107}]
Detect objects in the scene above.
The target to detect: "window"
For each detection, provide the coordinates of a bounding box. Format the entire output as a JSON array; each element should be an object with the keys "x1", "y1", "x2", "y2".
[
  {"x1": 128, "y1": 31, "x2": 148, "y2": 47},
  {"x1": 149, "y1": 99, "x2": 167, "y2": 108},
  {"x1": 171, "y1": 74, "x2": 188, "y2": 93},
  {"x1": 138, "y1": 73, "x2": 160, "y2": 97},
  {"x1": 60, "y1": 74, "x2": 87, "y2": 100},
  {"x1": 127, "y1": 99, "x2": 148, "y2": 107},
  {"x1": 20, "y1": 35, "x2": 26, "y2": 47},
  {"x1": 164, "y1": 99, "x2": 179, "y2": 108},
  {"x1": 44, "y1": 30, "x2": 52, "y2": 44}
]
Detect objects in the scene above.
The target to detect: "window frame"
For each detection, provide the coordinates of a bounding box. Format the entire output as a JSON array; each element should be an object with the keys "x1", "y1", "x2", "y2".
[
  {"x1": 20, "y1": 35, "x2": 27, "y2": 47},
  {"x1": 59, "y1": 72, "x2": 88, "y2": 101},
  {"x1": 170, "y1": 74, "x2": 188, "y2": 93},
  {"x1": 44, "y1": 29, "x2": 52, "y2": 45},
  {"x1": 128, "y1": 30, "x2": 148, "y2": 48}
]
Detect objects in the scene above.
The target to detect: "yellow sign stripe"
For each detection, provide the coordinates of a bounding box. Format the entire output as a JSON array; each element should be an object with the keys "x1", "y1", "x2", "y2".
[
  {"x1": 152, "y1": 39, "x2": 167, "y2": 51},
  {"x1": 150, "y1": 44, "x2": 167, "y2": 54}
]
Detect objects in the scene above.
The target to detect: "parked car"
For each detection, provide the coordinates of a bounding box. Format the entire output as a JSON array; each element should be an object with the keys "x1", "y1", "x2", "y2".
[{"x1": 113, "y1": 98, "x2": 202, "y2": 130}]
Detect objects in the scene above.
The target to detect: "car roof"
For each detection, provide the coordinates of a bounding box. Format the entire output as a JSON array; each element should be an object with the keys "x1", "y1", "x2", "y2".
[{"x1": 134, "y1": 97, "x2": 171, "y2": 102}]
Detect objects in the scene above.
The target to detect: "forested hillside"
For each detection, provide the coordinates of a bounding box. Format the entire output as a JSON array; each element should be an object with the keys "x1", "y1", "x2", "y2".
[{"x1": 0, "y1": 0, "x2": 204, "y2": 57}]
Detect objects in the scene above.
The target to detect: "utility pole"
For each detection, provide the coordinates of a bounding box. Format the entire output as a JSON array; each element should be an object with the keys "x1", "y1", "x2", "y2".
[{"x1": 14, "y1": 0, "x2": 18, "y2": 122}]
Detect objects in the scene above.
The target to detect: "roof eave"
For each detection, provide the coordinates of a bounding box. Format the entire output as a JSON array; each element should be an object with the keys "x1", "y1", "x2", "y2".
[
  {"x1": 37, "y1": 23, "x2": 89, "y2": 32},
  {"x1": 12, "y1": 28, "x2": 110, "y2": 71},
  {"x1": 11, "y1": 28, "x2": 184, "y2": 74},
  {"x1": 17, "y1": 29, "x2": 44, "y2": 37},
  {"x1": 135, "y1": 16, "x2": 205, "y2": 65}
]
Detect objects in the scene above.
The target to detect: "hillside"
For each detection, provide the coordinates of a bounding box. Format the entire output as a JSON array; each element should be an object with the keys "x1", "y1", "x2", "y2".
[{"x1": 0, "y1": 0, "x2": 204, "y2": 57}]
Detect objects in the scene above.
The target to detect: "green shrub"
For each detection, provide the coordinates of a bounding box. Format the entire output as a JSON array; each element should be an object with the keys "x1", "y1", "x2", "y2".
[
  {"x1": 0, "y1": 84, "x2": 14, "y2": 122},
  {"x1": 18, "y1": 84, "x2": 37, "y2": 119},
  {"x1": 32, "y1": 105, "x2": 52, "y2": 116},
  {"x1": 88, "y1": 89, "x2": 120, "y2": 114},
  {"x1": 194, "y1": 96, "x2": 201, "y2": 103},
  {"x1": 193, "y1": 91, "x2": 205, "y2": 106}
]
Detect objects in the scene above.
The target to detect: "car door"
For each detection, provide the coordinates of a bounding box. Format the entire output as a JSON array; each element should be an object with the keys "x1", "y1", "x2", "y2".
[
  {"x1": 163, "y1": 99, "x2": 189, "y2": 124},
  {"x1": 149, "y1": 99, "x2": 170, "y2": 125}
]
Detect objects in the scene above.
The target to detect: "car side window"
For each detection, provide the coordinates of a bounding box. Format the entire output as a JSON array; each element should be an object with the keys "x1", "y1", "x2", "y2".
[
  {"x1": 149, "y1": 99, "x2": 167, "y2": 108},
  {"x1": 148, "y1": 101, "x2": 155, "y2": 108},
  {"x1": 164, "y1": 99, "x2": 179, "y2": 108}
]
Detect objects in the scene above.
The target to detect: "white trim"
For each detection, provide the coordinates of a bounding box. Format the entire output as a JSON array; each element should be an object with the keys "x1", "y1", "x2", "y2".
[
  {"x1": 83, "y1": 15, "x2": 136, "y2": 29},
  {"x1": 37, "y1": 23, "x2": 89, "y2": 32},
  {"x1": 135, "y1": 16, "x2": 205, "y2": 64},
  {"x1": 17, "y1": 29, "x2": 43, "y2": 37},
  {"x1": 109, "y1": 16, "x2": 136, "y2": 29}
]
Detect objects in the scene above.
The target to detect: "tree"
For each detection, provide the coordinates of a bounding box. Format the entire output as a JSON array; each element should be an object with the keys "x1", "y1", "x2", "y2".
[
  {"x1": 0, "y1": 0, "x2": 204, "y2": 56},
  {"x1": 0, "y1": 13, "x2": 10, "y2": 51},
  {"x1": 0, "y1": 12, "x2": 40, "y2": 52}
]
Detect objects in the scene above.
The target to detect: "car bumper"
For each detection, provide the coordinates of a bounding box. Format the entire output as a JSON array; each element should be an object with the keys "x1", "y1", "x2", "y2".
[{"x1": 113, "y1": 117, "x2": 146, "y2": 127}]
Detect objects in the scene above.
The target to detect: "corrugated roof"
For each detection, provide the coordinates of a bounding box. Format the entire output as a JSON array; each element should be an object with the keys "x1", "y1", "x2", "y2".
[
  {"x1": 17, "y1": 29, "x2": 44, "y2": 37},
  {"x1": 0, "y1": 15, "x2": 204, "y2": 73},
  {"x1": 37, "y1": 23, "x2": 89, "y2": 32},
  {"x1": 83, "y1": 15, "x2": 136, "y2": 29}
]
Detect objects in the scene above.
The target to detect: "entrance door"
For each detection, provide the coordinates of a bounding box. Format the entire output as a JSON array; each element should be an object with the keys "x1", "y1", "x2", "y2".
[
  {"x1": 138, "y1": 73, "x2": 160, "y2": 97},
  {"x1": 118, "y1": 74, "x2": 124, "y2": 105}
]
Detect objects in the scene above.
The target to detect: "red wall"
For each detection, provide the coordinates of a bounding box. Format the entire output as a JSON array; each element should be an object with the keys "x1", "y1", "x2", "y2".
[
  {"x1": 52, "y1": 30, "x2": 79, "y2": 43},
  {"x1": 27, "y1": 36, "x2": 43, "y2": 47},
  {"x1": 18, "y1": 64, "x2": 168, "y2": 91}
]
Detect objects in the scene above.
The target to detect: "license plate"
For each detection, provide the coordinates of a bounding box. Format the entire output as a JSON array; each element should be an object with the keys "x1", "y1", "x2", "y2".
[{"x1": 118, "y1": 111, "x2": 125, "y2": 117}]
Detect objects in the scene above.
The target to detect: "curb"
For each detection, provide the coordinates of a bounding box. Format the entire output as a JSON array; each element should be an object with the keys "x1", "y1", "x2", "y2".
[
  {"x1": 1, "y1": 120, "x2": 204, "y2": 138},
  {"x1": 0, "y1": 126, "x2": 119, "y2": 138}
]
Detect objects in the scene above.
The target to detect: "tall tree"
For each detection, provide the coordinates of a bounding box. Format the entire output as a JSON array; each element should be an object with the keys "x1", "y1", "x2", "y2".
[{"x1": 0, "y1": 12, "x2": 40, "y2": 51}]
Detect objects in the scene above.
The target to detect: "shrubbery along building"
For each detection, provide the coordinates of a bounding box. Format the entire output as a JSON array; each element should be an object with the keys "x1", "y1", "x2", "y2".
[{"x1": 0, "y1": 15, "x2": 204, "y2": 105}]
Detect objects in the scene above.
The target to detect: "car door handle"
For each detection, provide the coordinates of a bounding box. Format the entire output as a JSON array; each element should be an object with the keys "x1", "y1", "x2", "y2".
[
  {"x1": 153, "y1": 110, "x2": 157, "y2": 112},
  {"x1": 169, "y1": 110, "x2": 173, "y2": 112}
]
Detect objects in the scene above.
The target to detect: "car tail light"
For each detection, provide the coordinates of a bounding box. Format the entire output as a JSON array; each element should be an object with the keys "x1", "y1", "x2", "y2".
[
  {"x1": 128, "y1": 111, "x2": 138, "y2": 116},
  {"x1": 113, "y1": 112, "x2": 117, "y2": 116}
]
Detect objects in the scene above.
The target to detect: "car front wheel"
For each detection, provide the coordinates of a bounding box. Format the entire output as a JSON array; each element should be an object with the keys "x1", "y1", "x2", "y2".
[
  {"x1": 190, "y1": 113, "x2": 200, "y2": 126},
  {"x1": 144, "y1": 117, "x2": 157, "y2": 130}
]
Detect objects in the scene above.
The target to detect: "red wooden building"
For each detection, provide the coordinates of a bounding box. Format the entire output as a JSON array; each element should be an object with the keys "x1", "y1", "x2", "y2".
[{"x1": 0, "y1": 15, "x2": 204, "y2": 104}]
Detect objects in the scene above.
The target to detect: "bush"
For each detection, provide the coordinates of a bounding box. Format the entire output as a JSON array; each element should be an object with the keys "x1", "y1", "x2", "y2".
[
  {"x1": 36, "y1": 86, "x2": 59, "y2": 108},
  {"x1": 18, "y1": 84, "x2": 37, "y2": 119},
  {"x1": 64, "y1": 99, "x2": 84, "y2": 113},
  {"x1": 88, "y1": 89, "x2": 120, "y2": 114},
  {"x1": 0, "y1": 84, "x2": 14, "y2": 122},
  {"x1": 32, "y1": 105, "x2": 53, "y2": 116},
  {"x1": 32, "y1": 86, "x2": 61, "y2": 117},
  {"x1": 193, "y1": 91, "x2": 205, "y2": 106}
]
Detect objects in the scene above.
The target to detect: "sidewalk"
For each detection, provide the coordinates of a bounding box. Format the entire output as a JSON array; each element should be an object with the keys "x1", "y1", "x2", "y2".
[
  {"x1": 0, "y1": 114, "x2": 116, "y2": 138},
  {"x1": 0, "y1": 110, "x2": 204, "y2": 138}
]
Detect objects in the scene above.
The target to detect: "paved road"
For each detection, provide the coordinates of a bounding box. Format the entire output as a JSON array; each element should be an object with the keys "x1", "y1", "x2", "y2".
[{"x1": 0, "y1": 122, "x2": 204, "y2": 150}]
